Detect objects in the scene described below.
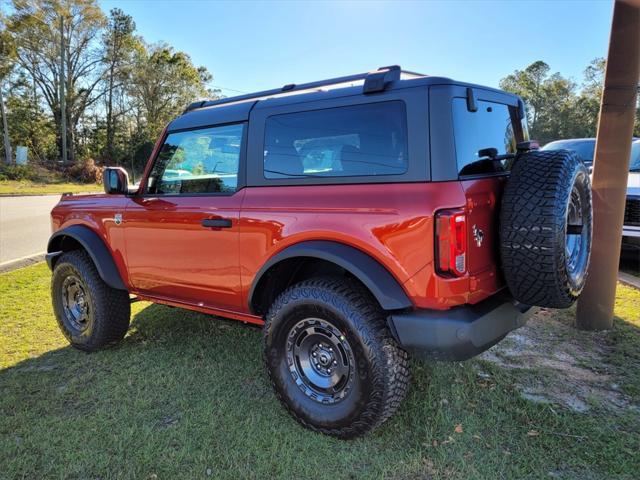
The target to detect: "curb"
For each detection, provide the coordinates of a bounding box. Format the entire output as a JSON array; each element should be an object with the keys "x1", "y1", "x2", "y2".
[
  {"x1": 0, "y1": 253, "x2": 46, "y2": 273},
  {"x1": 0, "y1": 192, "x2": 99, "y2": 198},
  {"x1": 618, "y1": 271, "x2": 640, "y2": 289}
]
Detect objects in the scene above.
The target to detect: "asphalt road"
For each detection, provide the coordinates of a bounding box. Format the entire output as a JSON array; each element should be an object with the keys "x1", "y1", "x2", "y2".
[{"x1": 0, "y1": 195, "x2": 60, "y2": 266}]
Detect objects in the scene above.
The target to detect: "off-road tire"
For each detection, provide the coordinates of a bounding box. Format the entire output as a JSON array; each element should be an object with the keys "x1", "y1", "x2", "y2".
[
  {"x1": 263, "y1": 277, "x2": 409, "y2": 439},
  {"x1": 51, "y1": 250, "x2": 130, "y2": 351},
  {"x1": 500, "y1": 149, "x2": 592, "y2": 308}
]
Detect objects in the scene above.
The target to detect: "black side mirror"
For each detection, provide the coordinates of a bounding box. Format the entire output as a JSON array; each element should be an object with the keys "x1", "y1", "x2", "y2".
[{"x1": 103, "y1": 167, "x2": 130, "y2": 195}]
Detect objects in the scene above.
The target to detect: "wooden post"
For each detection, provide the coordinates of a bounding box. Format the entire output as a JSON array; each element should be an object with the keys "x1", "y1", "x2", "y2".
[{"x1": 576, "y1": 0, "x2": 640, "y2": 330}]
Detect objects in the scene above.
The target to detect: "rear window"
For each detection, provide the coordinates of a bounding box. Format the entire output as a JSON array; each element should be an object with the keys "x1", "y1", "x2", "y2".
[
  {"x1": 452, "y1": 98, "x2": 518, "y2": 176},
  {"x1": 263, "y1": 102, "x2": 408, "y2": 179}
]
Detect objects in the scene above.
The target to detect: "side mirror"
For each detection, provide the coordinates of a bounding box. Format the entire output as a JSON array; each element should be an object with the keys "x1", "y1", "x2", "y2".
[{"x1": 103, "y1": 167, "x2": 130, "y2": 195}]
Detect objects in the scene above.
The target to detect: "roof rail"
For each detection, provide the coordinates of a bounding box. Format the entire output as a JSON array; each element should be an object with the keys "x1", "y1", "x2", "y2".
[{"x1": 183, "y1": 65, "x2": 424, "y2": 113}]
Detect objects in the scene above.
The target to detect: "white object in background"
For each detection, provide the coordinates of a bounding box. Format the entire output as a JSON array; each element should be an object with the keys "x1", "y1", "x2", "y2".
[{"x1": 15, "y1": 146, "x2": 28, "y2": 165}]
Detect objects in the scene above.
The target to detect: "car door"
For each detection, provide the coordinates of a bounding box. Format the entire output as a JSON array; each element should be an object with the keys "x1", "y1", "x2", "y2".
[{"x1": 123, "y1": 123, "x2": 246, "y2": 312}]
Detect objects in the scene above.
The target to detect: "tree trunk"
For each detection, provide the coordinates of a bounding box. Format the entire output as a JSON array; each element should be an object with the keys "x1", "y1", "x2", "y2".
[
  {"x1": 0, "y1": 85, "x2": 12, "y2": 164},
  {"x1": 105, "y1": 61, "x2": 115, "y2": 165}
]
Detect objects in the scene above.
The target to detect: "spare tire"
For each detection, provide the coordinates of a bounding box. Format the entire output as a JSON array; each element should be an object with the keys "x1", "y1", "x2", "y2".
[{"x1": 500, "y1": 149, "x2": 592, "y2": 308}]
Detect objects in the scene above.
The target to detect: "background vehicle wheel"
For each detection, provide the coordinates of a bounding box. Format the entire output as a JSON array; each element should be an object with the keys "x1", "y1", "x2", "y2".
[
  {"x1": 51, "y1": 250, "x2": 130, "y2": 351},
  {"x1": 263, "y1": 277, "x2": 409, "y2": 439},
  {"x1": 500, "y1": 149, "x2": 592, "y2": 308}
]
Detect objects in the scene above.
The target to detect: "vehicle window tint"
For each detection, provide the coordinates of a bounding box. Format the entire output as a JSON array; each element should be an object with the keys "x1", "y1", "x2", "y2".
[
  {"x1": 629, "y1": 142, "x2": 640, "y2": 171},
  {"x1": 148, "y1": 124, "x2": 243, "y2": 195},
  {"x1": 452, "y1": 98, "x2": 517, "y2": 176},
  {"x1": 263, "y1": 102, "x2": 408, "y2": 179}
]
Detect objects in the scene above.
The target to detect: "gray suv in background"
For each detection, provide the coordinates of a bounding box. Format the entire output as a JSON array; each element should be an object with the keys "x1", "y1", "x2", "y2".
[{"x1": 541, "y1": 138, "x2": 640, "y2": 240}]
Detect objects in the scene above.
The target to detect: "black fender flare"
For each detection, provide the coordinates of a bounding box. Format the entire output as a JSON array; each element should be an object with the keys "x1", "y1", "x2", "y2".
[
  {"x1": 249, "y1": 240, "x2": 413, "y2": 313},
  {"x1": 47, "y1": 225, "x2": 127, "y2": 291}
]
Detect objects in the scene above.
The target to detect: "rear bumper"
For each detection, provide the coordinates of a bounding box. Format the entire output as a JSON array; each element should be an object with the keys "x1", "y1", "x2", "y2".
[{"x1": 387, "y1": 290, "x2": 532, "y2": 361}]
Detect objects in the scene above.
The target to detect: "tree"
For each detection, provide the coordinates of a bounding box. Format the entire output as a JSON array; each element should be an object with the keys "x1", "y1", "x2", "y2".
[
  {"x1": 129, "y1": 42, "x2": 213, "y2": 140},
  {"x1": 501, "y1": 58, "x2": 640, "y2": 143},
  {"x1": 499, "y1": 61, "x2": 582, "y2": 144},
  {"x1": 0, "y1": 11, "x2": 16, "y2": 163},
  {"x1": 572, "y1": 58, "x2": 606, "y2": 138},
  {"x1": 8, "y1": 0, "x2": 107, "y2": 164},
  {"x1": 102, "y1": 8, "x2": 135, "y2": 164},
  {"x1": 5, "y1": 72, "x2": 57, "y2": 162},
  {"x1": 499, "y1": 61, "x2": 550, "y2": 136}
]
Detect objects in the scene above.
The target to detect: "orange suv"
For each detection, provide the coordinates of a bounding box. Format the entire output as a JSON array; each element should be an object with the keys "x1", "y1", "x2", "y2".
[{"x1": 47, "y1": 66, "x2": 592, "y2": 437}]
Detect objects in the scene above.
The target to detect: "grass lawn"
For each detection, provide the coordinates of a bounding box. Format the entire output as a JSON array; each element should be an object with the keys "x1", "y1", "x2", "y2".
[
  {"x1": 1, "y1": 263, "x2": 639, "y2": 479},
  {"x1": 0, "y1": 179, "x2": 102, "y2": 195}
]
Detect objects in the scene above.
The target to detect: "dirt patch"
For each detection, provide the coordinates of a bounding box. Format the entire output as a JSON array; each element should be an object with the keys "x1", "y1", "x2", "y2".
[{"x1": 479, "y1": 308, "x2": 636, "y2": 413}]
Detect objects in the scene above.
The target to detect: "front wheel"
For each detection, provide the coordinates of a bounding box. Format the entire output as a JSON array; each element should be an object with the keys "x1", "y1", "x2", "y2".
[
  {"x1": 263, "y1": 277, "x2": 410, "y2": 438},
  {"x1": 52, "y1": 250, "x2": 131, "y2": 351}
]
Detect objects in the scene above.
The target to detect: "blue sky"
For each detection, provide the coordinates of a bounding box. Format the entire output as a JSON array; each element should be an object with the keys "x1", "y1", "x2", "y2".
[{"x1": 99, "y1": 0, "x2": 613, "y2": 97}]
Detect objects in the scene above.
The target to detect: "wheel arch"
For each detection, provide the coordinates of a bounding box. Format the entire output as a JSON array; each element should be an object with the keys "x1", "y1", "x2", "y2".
[
  {"x1": 248, "y1": 240, "x2": 413, "y2": 315},
  {"x1": 47, "y1": 225, "x2": 127, "y2": 291}
]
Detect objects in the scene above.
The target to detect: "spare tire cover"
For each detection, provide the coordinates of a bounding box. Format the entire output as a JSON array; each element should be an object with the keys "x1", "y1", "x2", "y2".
[{"x1": 500, "y1": 149, "x2": 592, "y2": 308}]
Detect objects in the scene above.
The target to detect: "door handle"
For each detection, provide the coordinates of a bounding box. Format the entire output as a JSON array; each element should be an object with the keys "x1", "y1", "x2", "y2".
[{"x1": 201, "y1": 218, "x2": 233, "y2": 229}]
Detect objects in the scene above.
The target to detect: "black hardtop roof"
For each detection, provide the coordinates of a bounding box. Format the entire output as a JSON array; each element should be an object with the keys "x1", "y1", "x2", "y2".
[{"x1": 167, "y1": 65, "x2": 520, "y2": 132}]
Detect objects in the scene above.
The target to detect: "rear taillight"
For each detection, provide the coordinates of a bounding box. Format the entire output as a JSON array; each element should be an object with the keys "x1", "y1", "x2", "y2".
[{"x1": 436, "y1": 209, "x2": 467, "y2": 277}]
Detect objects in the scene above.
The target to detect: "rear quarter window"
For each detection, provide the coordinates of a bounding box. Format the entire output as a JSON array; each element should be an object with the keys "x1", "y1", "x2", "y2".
[{"x1": 263, "y1": 101, "x2": 408, "y2": 179}]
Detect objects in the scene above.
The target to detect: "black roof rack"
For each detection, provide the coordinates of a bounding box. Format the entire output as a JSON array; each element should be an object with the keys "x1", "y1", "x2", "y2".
[{"x1": 183, "y1": 65, "x2": 424, "y2": 114}]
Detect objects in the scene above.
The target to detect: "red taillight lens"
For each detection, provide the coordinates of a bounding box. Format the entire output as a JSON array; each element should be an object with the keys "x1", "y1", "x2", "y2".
[{"x1": 436, "y1": 209, "x2": 467, "y2": 277}]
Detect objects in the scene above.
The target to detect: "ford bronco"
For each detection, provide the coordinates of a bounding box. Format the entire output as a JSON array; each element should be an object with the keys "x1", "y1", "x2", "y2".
[{"x1": 47, "y1": 66, "x2": 592, "y2": 438}]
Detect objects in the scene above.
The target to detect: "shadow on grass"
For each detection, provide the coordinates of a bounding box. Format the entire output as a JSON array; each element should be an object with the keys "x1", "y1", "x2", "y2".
[{"x1": 1, "y1": 302, "x2": 639, "y2": 479}]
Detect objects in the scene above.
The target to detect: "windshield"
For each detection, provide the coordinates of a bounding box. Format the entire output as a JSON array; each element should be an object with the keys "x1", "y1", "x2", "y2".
[{"x1": 541, "y1": 140, "x2": 595, "y2": 164}]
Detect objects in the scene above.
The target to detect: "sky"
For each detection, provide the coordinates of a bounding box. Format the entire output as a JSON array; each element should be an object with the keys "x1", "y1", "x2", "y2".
[{"x1": 98, "y1": 0, "x2": 614, "y2": 97}]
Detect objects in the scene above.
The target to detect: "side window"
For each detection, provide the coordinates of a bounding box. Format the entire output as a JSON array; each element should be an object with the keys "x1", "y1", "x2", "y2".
[
  {"x1": 263, "y1": 101, "x2": 408, "y2": 179},
  {"x1": 452, "y1": 98, "x2": 518, "y2": 176},
  {"x1": 147, "y1": 123, "x2": 244, "y2": 195}
]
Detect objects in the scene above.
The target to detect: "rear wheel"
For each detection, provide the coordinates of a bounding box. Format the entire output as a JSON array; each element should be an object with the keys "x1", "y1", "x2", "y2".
[
  {"x1": 500, "y1": 149, "x2": 592, "y2": 308},
  {"x1": 52, "y1": 250, "x2": 130, "y2": 351},
  {"x1": 263, "y1": 277, "x2": 409, "y2": 438}
]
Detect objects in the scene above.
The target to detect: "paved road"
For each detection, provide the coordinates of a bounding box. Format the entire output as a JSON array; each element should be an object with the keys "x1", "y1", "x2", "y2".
[{"x1": 0, "y1": 195, "x2": 61, "y2": 265}]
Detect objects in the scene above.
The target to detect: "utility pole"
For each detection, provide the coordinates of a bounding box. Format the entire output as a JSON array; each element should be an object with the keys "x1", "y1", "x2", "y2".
[
  {"x1": 0, "y1": 83, "x2": 11, "y2": 164},
  {"x1": 59, "y1": 14, "x2": 67, "y2": 165},
  {"x1": 576, "y1": 0, "x2": 640, "y2": 330}
]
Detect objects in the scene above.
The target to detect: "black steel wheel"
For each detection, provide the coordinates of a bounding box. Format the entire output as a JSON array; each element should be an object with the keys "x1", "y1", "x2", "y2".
[
  {"x1": 263, "y1": 277, "x2": 410, "y2": 439},
  {"x1": 52, "y1": 250, "x2": 130, "y2": 351},
  {"x1": 286, "y1": 317, "x2": 356, "y2": 404}
]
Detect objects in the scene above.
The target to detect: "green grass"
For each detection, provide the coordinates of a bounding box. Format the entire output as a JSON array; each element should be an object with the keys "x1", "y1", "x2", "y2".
[
  {"x1": 1, "y1": 263, "x2": 639, "y2": 479},
  {"x1": 0, "y1": 179, "x2": 102, "y2": 195}
]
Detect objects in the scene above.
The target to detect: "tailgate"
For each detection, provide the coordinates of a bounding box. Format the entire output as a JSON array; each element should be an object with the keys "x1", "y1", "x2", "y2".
[{"x1": 460, "y1": 176, "x2": 506, "y2": 302}]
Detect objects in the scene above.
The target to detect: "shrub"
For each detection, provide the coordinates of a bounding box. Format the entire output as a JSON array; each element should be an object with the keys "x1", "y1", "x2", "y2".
[
  {"x1": 0, "y1": 164, "x2": 38, "y2": 181},
  {"x1": 68, "y1": 158, "x2": 103, "y2": 184}
]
